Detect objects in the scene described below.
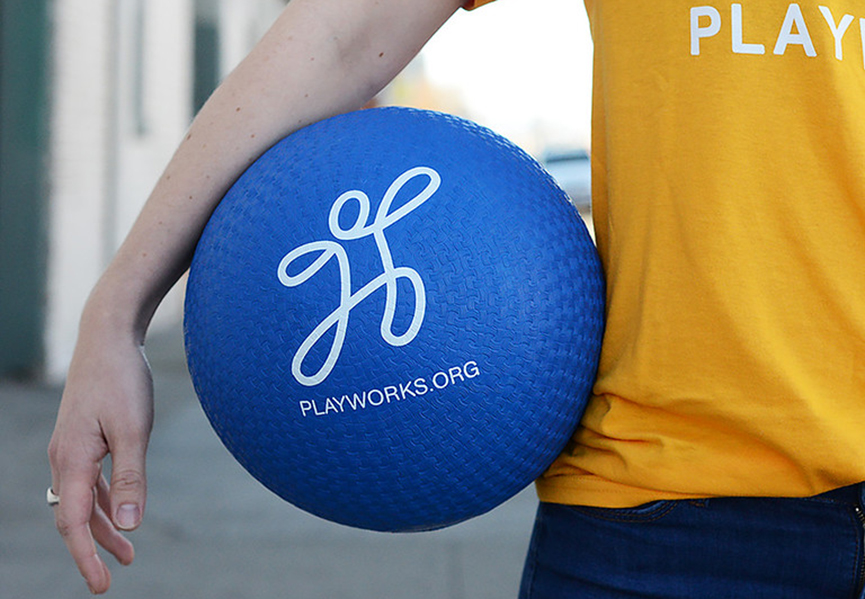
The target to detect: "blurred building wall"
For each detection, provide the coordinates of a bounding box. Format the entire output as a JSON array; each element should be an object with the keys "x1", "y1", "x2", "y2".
[
  {"x1": 44, "y1": 0, "x2": 194, "y2": 382},
  {"x1": 2, "y1": 0, "x2": 457, "y2": 382},
  {"x1": 0, "y1": 0, "x2": 286, "y2": 381}
]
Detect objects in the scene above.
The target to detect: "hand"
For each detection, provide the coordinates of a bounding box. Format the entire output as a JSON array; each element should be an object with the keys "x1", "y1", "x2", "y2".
[{"x1": 48, "y1": 320, "x2": 155, "y2": 594}]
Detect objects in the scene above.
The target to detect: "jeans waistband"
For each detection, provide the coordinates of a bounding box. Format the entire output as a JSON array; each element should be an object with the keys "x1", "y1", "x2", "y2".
[{"x1": 813, "y1": 482, "x2": 863, "y2": 505}]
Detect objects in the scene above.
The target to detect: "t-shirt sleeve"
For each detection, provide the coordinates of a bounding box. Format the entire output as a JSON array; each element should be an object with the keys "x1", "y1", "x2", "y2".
[{"x1": 463, "y1": 0, "x2": 496, "y2": 9}]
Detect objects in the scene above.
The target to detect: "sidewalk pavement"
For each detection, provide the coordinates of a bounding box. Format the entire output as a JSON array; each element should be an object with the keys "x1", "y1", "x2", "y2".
[{"x1": 1, "y1": 329, "x2": 539, "y2": 599}]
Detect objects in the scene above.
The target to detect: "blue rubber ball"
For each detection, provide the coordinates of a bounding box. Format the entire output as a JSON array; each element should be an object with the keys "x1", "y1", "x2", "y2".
[{"x1": 184, "y1": 107, "x2": 604, "y2": 532}]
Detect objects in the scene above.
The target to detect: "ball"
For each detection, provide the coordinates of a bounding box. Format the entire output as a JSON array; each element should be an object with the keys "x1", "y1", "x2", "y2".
[{"x1": 183, "y1": 107, "x2": 604, "y2": 532}]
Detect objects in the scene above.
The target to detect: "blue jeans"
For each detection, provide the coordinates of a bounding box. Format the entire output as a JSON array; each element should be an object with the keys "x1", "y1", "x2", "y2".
[{"x1": 519, "y1": 484, "x2": 865, "y2": 599}]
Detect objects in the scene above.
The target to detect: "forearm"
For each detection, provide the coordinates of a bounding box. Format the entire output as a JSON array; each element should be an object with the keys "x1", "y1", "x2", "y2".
[{"x1": 87, "y1": 0, "x2": 463, "y2": 341}]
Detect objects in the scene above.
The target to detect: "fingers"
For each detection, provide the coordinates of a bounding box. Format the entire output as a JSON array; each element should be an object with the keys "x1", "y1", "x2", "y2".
[
  {"x1": 94, "y1": 474, "x2": 135, "y2": 566},
  {"x1": 49, "y1": 422, "x2": 139, "y2": 593},
  {"x1": 50, "y1": 473, "x2": 113, "y2": 594}
]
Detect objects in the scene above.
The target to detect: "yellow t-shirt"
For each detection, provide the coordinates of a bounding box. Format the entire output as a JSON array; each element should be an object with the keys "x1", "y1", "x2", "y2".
[{"x1": 534, "y1": 0, "x2": 865, "y2": 507}]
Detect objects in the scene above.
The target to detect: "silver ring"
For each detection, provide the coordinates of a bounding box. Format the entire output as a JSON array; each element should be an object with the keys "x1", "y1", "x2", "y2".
[{"x1": 46, "y1": 487, "x2": 60, "y2": 507}]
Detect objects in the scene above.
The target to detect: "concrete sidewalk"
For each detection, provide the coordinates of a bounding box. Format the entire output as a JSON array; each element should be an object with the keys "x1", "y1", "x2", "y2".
[{"x1": 1, "y1": 330, "x2": 538, "y2": 599}]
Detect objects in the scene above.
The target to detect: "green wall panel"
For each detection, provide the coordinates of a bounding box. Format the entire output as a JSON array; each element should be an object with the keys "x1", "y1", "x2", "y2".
[{"x1": 0, "y1": 0, "x2": 51, "y2": 377}]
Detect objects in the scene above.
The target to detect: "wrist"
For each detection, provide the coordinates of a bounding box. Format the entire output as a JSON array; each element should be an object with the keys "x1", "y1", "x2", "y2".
[{"x1": 80, "y1": 276, "x2": 154, "y2": 346}]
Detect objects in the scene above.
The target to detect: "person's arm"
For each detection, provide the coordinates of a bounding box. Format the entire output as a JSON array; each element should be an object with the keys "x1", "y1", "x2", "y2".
[{"x1": 47, "y1": 0, "x2": 464, "y2": 593}]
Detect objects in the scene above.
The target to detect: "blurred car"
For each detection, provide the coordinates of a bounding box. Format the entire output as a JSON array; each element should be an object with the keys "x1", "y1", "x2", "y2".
[{"x1": 542, "y1": 149, "x2": 592, "y2": 210}]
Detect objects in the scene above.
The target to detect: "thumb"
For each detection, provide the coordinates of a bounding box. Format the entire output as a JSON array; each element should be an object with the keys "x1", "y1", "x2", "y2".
[{"x1": 108, "y1": 442, "x2": 147, "y2": 531}]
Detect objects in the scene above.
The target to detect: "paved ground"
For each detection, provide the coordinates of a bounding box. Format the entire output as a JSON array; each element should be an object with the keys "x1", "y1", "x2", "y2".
[{"x1": 1, "y1": 330, "x2": 538, "y2": 599}]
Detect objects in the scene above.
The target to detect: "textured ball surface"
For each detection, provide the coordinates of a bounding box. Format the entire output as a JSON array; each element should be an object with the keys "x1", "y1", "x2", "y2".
[{"x1": 184, "y1": 107, "x2": 604, "y2": 532}]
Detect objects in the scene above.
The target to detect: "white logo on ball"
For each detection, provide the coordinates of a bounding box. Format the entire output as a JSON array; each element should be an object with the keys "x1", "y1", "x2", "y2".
[{"x1": 277, "y1": 166, "x2": 440, "y2": 387}]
